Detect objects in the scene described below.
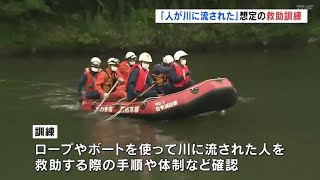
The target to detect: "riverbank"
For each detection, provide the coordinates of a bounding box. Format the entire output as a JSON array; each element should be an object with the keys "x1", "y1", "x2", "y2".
[
  {"x1": 1, "y1": 15, "x2": 320, "y2": 57},
  {"x1": 1, "y1": 0, "x2": 320, "y2": 57},
  {"x1": 2, "y1": 39, "x2": 320, "y2": 58}
]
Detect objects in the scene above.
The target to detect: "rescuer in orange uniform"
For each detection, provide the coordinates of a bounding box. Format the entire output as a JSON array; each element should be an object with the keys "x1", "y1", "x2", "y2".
[
  {"x1": 94, "y1": 57, "x2": 126, "y2": 101},
  {"x1": 77, "y1": 57, "x2": 102, "y2": 101},
  {"x1": 126, "y1": 52, "x2": 158, "y2": 101},
  {"x1": 167, "y1": 50, "x2": 195, "y2": 93},
  {"x1": 117, "y1": 51, "x2": 137, "y2": 86}
]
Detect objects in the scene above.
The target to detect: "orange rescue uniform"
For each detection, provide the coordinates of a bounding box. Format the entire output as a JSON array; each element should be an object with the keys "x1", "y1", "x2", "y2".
[
  {"x1": 117, "y1": 60, "x2": 131, "y2": 85},
  {"x1": 94, "y1": 68, "x2": 126, "y2": 101}
]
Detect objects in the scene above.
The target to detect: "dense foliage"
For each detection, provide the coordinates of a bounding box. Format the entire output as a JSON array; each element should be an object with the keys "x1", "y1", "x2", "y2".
[{"x1": 1, "y1": 0, "x2": 320, "y2": 55}]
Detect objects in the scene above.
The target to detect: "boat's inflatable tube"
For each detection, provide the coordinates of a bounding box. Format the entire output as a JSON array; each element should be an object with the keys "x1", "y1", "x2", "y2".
[{"x1": 81, "y1": 78, "x2": 238, "y2": 120}]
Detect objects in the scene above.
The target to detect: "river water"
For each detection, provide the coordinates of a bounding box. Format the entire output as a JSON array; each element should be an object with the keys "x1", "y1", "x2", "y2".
[{"x1": 1, "y1": 48, "x2": 319, "y2": 179}]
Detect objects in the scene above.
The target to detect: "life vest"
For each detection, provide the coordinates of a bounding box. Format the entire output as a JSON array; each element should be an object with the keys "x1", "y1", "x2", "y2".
[
  {"x1": 171, "y1": 63, "x2": 190, "y2": 88},
  {"x1": 83, "y1": 68, "x2": 96, "y2": 93},
  {"x1": 103, "y1": 68, "x2": 117, "y2": 93},
  {"x1": 128, "y1": 64, "x2": 149, "y2": 92}
]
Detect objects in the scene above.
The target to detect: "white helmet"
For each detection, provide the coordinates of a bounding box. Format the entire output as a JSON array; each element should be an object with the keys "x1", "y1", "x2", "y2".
[
  {"x1": 174, "y1": 50, "x2": 188, "y2": 60},
  {"x1": 125, "y1": 51, "x2": 137, "y2": 59},
  {"x1": 162, "y1": 55, "x2": 174, "y2": 64},
  {"x1": 139, "y1": 52, "x2": 152, "y2": 63},
  {"x1": 90, "y1": 57, "x2": 101, "y2": 65},
  {"x1": 90, "y1": 57, "x2": 101, "y2": 72},
  {"x1": 107, "y1": 57, "x2": 119, "y2": 65}
]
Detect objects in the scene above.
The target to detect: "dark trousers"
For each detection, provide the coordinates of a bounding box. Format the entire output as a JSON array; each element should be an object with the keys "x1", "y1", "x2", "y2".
[
  {"x1": 154, "y1": 85, "x2": 164, "y2": 94},
  {"x1": 127, "y1": 85, "x2": 158, "y2": 101},
  {"x1": 86, "y1": 90, "x2": 100, "y2": 100},
  {"x1": 163, "y1": 80, "x2": 196, "y2": 94}
]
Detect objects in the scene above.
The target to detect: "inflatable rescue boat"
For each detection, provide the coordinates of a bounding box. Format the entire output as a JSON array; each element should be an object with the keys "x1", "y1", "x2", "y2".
[{"x1": 80, "y1": 78, "x2": 238, "y2": 120}]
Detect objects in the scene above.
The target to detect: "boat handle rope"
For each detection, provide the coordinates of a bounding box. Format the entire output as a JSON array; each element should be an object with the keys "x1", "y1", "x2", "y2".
[
  {"x1": 115, "y1": 97, "x2": 127, "y2": 109},
  {"x1": 140, "y1": 97, "x2": 161, "y2": 110},
  {"x1": 91, "y1": 99, "x2": 102, "y2": 110}
]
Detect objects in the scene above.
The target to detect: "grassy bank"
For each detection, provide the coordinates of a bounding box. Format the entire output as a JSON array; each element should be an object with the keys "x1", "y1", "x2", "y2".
[{"x1": 0, "y1": 1, "x2": 320, "y2": 56}]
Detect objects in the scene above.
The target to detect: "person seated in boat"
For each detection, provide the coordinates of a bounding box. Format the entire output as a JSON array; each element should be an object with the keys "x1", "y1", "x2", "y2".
[
  {"x1": 94, "y1": 57, "x2": 126, "y2": 102},
  {"x1": 105, "y1": 57, "x2": 127, "y2": 95},
  {"x1": 152, "y1": 55, "x2": 174, "y2": 94},
  {"x1": 166, "y1": 50, "x2": 195, "y2": 93},
  {"x1": 77, "y1": 57, "x2": 102, "y2": 101},
  {"x1": 126, "y1": 52, "x2": 158, "y2": 101},
  {"x1": 117, "y1": 51, "x2": 137, "y2": 86}
]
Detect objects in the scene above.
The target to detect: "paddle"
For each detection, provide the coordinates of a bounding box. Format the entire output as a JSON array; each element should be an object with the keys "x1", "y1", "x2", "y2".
[
  {"x1": 91, "y1": 80, "x2": 120, "y2": 114},
  {"x1": 104, "y1": 83, "x2": 156, "y2": 122}
]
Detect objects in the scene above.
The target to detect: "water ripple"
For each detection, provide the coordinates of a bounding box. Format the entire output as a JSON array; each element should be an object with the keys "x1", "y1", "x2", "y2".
[{"x1": 238, "y1": 96, "x2": 256, "y2": 103}]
